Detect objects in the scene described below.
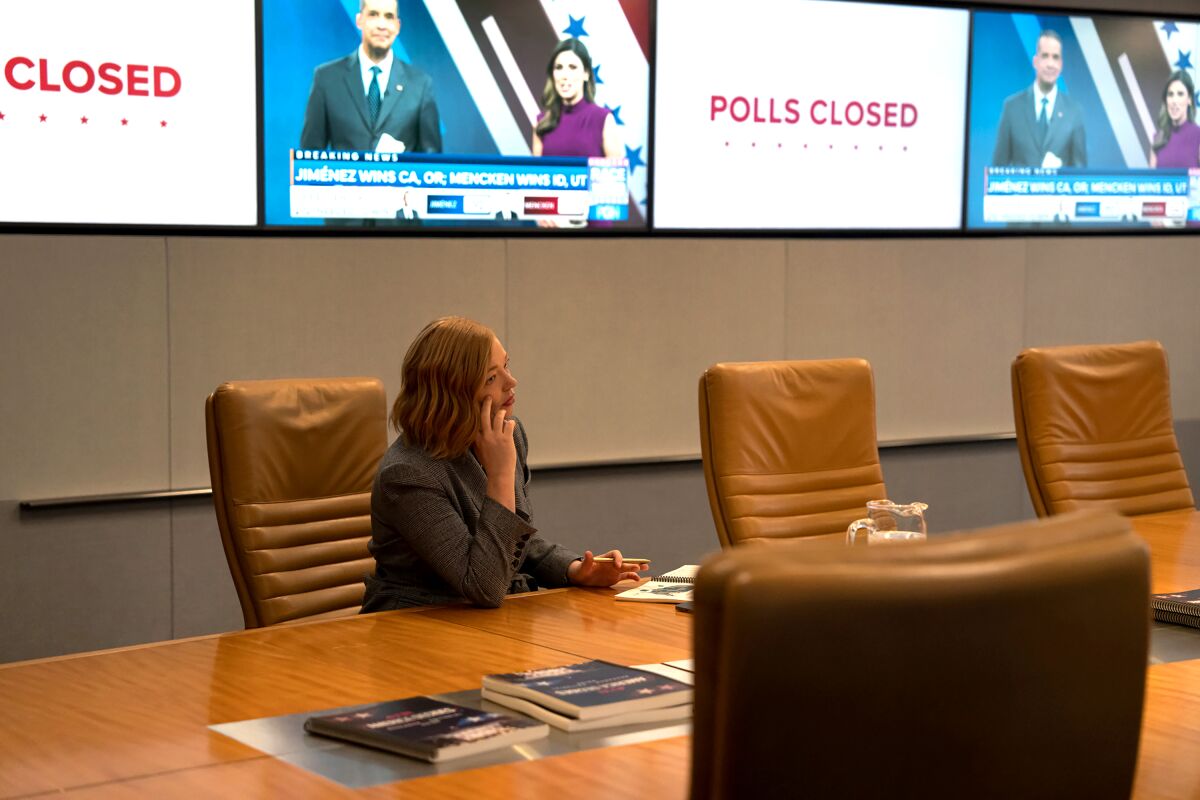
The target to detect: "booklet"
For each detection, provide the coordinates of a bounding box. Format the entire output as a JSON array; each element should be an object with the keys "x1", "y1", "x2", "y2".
[
  {"x1": 481, "y1": 660, "x2": 693, "y2": 721},
  {"x1": 614, "y1": 565, "x2": 699, "y2": 604},
  {"x1": 481, "y1": 687, "x2": 692, "y2": 731},
  {"x1": 303, "y1": 695, "x2": 548, "y2": 762},
  {"x1": 1152, "y1": 588, "x2": 1200, "y2": 629}
]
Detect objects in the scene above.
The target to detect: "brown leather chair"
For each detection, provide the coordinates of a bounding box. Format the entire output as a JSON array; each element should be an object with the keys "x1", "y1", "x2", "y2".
[
  {"x1": 1012, "y1": 340, "x2": 1194, "y2": 517},
  {"x1": 691, "y1": 509, "x2": 1150, "y2": 800},
  {"x1": 698, "y1": 359, "x2": 886, "y2": 546},
  {"x1": 205, "y1": 377, "x2": 387, "y2": 628}
]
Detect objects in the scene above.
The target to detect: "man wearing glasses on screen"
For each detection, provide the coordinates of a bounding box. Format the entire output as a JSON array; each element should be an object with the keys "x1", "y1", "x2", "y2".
[
  {"x1": 300, "y1": 0, "x2": 442, "y2": 156},
  {"x1": 992, "y1": 29, "x2": 1087, "y2": 170}
]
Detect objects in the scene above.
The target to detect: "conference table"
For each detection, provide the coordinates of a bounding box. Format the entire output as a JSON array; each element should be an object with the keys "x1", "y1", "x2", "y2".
[{"x1": 2, "y1": 510, "x2": 1199, "y2": 799}]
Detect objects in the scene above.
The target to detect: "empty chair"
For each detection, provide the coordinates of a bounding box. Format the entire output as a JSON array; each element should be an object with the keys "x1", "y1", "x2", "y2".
[
  {"x1": 205, "y1": 377, "x2": 387, "y2": 628},
  {"x1": 691, "y1": 508, "x2": 1149, "y2": 800},
  {"x1": 698, "y1": 359, "x2": 886, "y2": 546},
  {"x1": 1012, "y1": 340, "x2": 1194, "y2": 517}
]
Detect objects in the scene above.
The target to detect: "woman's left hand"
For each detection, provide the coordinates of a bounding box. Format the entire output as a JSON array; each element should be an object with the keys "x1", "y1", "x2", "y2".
[{"x1": 567, "y1": 550, "x2": 647, "y2": 587}]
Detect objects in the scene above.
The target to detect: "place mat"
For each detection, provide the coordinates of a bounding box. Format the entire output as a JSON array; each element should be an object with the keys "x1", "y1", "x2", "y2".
[{"x1": 210, "y1": 686, "x2": 690, "y2": 789}]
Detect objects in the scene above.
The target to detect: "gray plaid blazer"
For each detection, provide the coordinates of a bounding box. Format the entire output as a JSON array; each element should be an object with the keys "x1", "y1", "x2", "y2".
[{"x1": 361, "y1": 418, "x2": 579, "y2": 611}]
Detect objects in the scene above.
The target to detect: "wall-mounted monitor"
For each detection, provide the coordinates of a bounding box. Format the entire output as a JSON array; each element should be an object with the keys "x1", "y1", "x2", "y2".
[
  {"x1": 0, "y1": 0, "x2": 258, "y2": 227},
  {"x1": 261, "y1": 0, "x2": 650, "y2": 230},
  {"x1": 651, "y1": 0, "x2": 969, "y2": 231},
  {"x1": 966, "y1": 11, "x2": 1200, "y2": 229}
]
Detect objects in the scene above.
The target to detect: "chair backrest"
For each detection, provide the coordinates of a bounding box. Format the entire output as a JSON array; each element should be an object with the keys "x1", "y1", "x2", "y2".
[
  {"x1": 205, "y1": 377, "x2": 387, "y2": 628},
  {"x1": 1012, "y1": 340, "x2": 1194, "y2": 517},
  {"x1": 690, "y1": 509, "x2": 1149, "y2": 800},
  {"x1": 698, "y1": 359, "x2": 886, "y2": 546}
]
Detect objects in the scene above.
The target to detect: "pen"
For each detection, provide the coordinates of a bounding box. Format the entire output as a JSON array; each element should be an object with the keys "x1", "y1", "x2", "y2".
[{"x1": 593, "y1": 557, "x2": 650, "y2": 564}]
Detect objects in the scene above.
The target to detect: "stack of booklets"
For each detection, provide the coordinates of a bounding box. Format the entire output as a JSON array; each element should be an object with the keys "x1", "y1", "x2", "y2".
[
  {"x1": 1152, "y1": 588, "x2": 1200, "y2": 629},
  {"x1": 614, "y1": 565, "x2": 699, "y2": 603},
  {"x1": 481, "y1": 660, "x2": 693, "y2": 732},
  {"x1": 304, "y1": 696, "x2": 548, "y2": 762}
]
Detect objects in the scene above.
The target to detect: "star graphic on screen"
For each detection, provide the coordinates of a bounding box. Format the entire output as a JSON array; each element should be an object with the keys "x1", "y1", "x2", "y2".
[
  {"x1": 1176, "y1": 50, "x2": 1193, "y2": 70},
  {"x1": 563, "y1": 15, "x2": 588, "y2": 38},
  {"x1": 80, "y1": 116, "x2": 88, "y2": 124},
  {"x1": 160, "y1": 120, "x2": 168, "y2": 127},
  {"x1": 39, "y1": 113, "x2": 47, "y2": 122},
  {"x1": 0, "y1": 111, "x2": 5, "y2": 120},
  {"x1": 624, "y1": 144, "x2": 645, "y2": 174},
  {"x1": 1161, "y1": 21, "x2": 1180, "y2": 39},
  {"x1": 594, "y1": 64, "x2": 605, "y2": 85},
  {"x1": 606, "y1": 104, "x2": 624, "y2": 125},
  {"x1": 121, "y1": 118, "x2": 128, "y2": 126}
]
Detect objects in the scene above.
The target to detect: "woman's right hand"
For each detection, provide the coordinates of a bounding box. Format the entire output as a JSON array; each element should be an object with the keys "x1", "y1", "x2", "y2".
[{"x1": 474, "y1": 398, "x2": 517, "y2": 510}]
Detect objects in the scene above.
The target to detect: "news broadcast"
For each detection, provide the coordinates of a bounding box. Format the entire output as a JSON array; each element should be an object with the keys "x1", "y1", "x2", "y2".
[
  {"x1": 262, "y1": 0, "x2": 649, "y2": 230},
  {"x1": 0, "y1": 0, "x2": 257, "y2": 227},
  {"x1": 652, "y1": 0, "x2": 969, "y2": 231},
  {"x1": 967, "y1": 11, "x2": 1200, "y2": 229}
]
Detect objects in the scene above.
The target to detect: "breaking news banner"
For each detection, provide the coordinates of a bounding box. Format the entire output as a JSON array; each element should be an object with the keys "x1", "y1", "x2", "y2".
[
  {"x1": 652, "y1": 0, "x2": 969, "y2": 231},
  {"x1": 983, "y1": 168, "x2": 1199, "y2": 224},
  {"x1": 0, "y1": 0, "x2": 257, "y2": 226},
  {"x1": 968, "y1": 10, "x2": 1200, "y2": 229},
  {"x1": 263, "y1": 0, "x2": 650, "y2": 230},
  {"x1": 289, "y1": 152, "x2": 629, "y2": 222}
]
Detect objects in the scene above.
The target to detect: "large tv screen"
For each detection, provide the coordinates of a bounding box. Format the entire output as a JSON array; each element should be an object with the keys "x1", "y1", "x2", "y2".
[
  {"x1": 967, "y1": 11, "x2": 1200, "y2": 228},
  {"x1": 652, "y1": 0, "x2": 969, "y2": 231},
  {"x1": 262, "y1": 0, "x2": 650, "y2": 230},
  {"x1": 0, "y1": 0, "x2": 258, "y2": 227}
]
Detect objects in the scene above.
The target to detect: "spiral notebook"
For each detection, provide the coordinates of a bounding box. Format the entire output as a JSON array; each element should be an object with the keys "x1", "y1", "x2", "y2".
[
  {"x1": 614, "y1": 565, "x2": 699, "y2": 604},
  {"x1": 1152, "y1": 588, "x2": 1200, "y2": 629}
]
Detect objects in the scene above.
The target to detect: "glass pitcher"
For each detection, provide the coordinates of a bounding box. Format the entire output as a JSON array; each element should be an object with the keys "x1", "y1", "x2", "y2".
[{"x1": 846, "y1": 500, "x2": 928, "y2": 545}]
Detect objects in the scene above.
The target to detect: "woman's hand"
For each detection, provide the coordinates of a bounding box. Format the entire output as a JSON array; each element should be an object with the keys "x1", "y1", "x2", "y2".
[
  {"x1": 567, "y1": 550, "x2": 647, "y2": 587},
  {"x1": 474, "y1": 397, "x2": 517, "y2": 511}
]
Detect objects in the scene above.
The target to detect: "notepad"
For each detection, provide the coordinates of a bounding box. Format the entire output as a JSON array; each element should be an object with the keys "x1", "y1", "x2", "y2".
[{"x1": 614, "y1": 565, "x2": 699, "y2": 604}]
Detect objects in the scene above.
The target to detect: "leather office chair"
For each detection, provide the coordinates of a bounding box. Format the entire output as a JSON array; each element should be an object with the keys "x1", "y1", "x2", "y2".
[
  {"x1": 205, "y1": 377, "x2": 387, "y2": 628},
  {"x1": 690, "y1": 509, "x2": 1150, "y2": 800},
  {"x1": 698, "y1": 359, "x2": 886, "y2": 546},
  {"x1": 1012, "y1": 340, "x2": 1194, "y2": 517}
]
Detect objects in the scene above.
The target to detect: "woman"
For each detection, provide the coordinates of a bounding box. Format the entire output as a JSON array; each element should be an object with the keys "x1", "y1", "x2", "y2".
[
  {"x1": 1149, "y1": 70, "x2": 1200, "y2": 169},
  {"x1": 530, "y1": 38, "x2": 624, "y2": 228},
  {"x1": 361, "y1": 317, "x2": 645, "y2": 611},
  {"x1": 531, "y1": 38, "x2": 623, "y2": 159}
]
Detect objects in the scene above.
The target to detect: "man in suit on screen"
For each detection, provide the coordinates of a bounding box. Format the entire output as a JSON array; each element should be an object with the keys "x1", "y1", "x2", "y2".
[
  {"x1": 300, "y1": 0, "x2": 442, "y2": 155},
  {"x1": 992, "y1": 29, "x2": 1087, "y2": 169}
]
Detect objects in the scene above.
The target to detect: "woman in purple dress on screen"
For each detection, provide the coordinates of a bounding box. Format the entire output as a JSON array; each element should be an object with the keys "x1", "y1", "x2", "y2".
[
  {"x1": 1149, "y1": 71, "x2": 1200, "y2": 170},
  {"x1": 531, "y1": 38, "x2": 623, "y2": 228}
]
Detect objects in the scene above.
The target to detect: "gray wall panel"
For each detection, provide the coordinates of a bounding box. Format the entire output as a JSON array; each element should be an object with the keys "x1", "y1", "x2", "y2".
[
  {"x1": 0, "y1": 500, "x2": 172, "y2": 663},
  {"x1": 507, "y1": 239, "x2": 787, "y2": 465},
  {"x1": 0, "y1": 235, "x2": 168, "y2": 500},
  {"x1": 166, "y1": 236, "x2": 508, "y2": 488},
  {"x1": 787, "y1": 238, "x2": 1028, "y2": 441},
  {"x1": 1024, "y1": 237, "x2": 1200, "y2": 419},
  {"x1": 170, "y1": 497, "x2": 244, "y2": 638}
]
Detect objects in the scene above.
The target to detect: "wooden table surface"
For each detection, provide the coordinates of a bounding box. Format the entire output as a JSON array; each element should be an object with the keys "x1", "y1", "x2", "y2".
[
  {"x1": 1, "y1": 511, "x2": 1197, "y2": 799},
  {"x1": 1130, "y1": 509, "x2": 1200, "y2": 594}
]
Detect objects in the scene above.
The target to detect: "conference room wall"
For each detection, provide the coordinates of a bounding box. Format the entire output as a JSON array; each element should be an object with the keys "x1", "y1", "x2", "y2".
[{"x1": 1, "y1": 231, "x2": 1197, "y2": 662}]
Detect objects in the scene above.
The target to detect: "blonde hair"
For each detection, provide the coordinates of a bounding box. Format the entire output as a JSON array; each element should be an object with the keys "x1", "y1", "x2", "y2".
[{"x1": 391, "y1": 317, "x2": 494, "y2": 459}]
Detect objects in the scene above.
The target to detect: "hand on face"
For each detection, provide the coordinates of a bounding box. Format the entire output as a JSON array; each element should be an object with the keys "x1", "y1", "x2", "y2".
[
  {"x1": 473, "y1": 397, "x2": 517, "y2": 479},
  {"x1": 472, "y1": 337, "x2": 518, "y2": 478},
  {"x1": 567, "y1": 550, "x2": 648, "y2": 587}
]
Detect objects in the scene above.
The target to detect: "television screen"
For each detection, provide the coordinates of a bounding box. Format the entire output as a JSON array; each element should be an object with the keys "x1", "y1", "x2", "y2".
[
  {"x1": 0, "y1": 0, "x2": 257, "y2": 227},
  {"x1": 261, "y1": 0, "x2": 650, "y2": 230},
  {"x1": 966, "y1": 11, "x2": 1200, "y2": 229},
  {"x1": 652, "y1": 0, "x2": 969, "y2": 231}
]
